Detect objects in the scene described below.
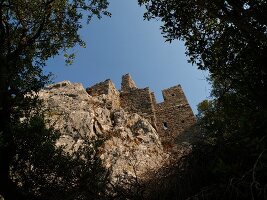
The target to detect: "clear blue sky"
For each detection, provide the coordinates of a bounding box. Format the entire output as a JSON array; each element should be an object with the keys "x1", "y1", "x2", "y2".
[{"x1": 45, "y1": 0, "x2": 211, "y2": 114}]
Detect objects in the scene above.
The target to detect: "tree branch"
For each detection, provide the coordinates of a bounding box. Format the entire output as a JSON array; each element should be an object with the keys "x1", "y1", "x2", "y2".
[{"x1": 9, "y1": 0, "x2": 55, "y2": 60}]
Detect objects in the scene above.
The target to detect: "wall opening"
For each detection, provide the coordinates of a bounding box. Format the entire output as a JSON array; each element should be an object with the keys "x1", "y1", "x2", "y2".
[{"x1": 163, "y1": 122, "x2": 168, "y2": 130}]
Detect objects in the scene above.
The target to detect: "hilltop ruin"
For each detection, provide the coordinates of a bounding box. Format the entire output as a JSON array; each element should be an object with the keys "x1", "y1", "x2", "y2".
[{"x1": 86, "y1": 74, "x2": 196, "y2": 148}]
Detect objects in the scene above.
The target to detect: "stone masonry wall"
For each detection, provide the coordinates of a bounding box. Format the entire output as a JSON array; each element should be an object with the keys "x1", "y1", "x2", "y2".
[
  {"x1": 120, "y1": 74, "x2": 157, "y2": 128},
  {"x1": 120, "y1": 87, "x2": 157, "y2": 128},
  {"x1": 86, "y1": 74, "x2": 196, "y2": 149},
  {"x1": 155, "y1": 85, "x2": 196, "y2": 149},
  {"x1": 121, "y1": 74, "x2": 137, "y2": 92},
  {"x1": 86, "y1": 79, "x2": 120, "y2": 109}
]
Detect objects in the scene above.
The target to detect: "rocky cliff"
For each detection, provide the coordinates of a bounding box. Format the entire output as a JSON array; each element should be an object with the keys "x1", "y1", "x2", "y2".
[{"x1": 38, "y1": 81, "x2": 168, "y2": 183}]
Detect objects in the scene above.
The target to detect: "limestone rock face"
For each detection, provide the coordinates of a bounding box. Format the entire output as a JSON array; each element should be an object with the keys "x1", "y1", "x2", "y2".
[{"x1": 39, "y1": 81, "x2": 167, "y2": 181}]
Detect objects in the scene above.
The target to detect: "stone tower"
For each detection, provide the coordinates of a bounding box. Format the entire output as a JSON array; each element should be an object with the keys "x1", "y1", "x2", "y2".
[
  {"x1": 120, "y1": 74, "x2": 157, "y2": 128},
  {"x1": 121, "y1": 74, "x2": 137, "y2": 91},
  {"x1": 155, "y1": 85, "x2": 196, "y2": 148}
]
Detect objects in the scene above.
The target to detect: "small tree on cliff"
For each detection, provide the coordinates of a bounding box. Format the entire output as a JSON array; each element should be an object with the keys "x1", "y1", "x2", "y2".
[{"x1": 0, "y1": 0, "x2": 110, "y2": 199}]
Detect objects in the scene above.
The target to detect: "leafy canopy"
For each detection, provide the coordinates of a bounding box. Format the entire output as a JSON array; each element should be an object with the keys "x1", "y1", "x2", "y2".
[
  {"x1": 138, "y1": 0, "x2": 267, "y2": 199},
  {"x1": 0, "y1": 0, "x2": 110, "y2": 65},
  {"x1": 0, "y1": 1, "x2": 110, "y2": 199},
  {"x1": 138, "y1": 0, "x2": 266, "y2": 100}
]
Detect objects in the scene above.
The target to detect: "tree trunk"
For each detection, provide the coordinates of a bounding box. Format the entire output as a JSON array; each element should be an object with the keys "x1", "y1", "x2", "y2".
[{"x1": 0, "y1": 59, "x2": 27, "y2": 200}]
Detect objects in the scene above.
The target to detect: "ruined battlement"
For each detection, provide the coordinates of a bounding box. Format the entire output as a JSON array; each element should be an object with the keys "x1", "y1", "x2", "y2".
[
  {"x1": 86, "y1": 79, "x2": 120, "y2": 109},
  {"x1": 86, "y1": 79, "x2": 116, "y2": 96},
  {"x1": 162, "y1": 85, "x2": 187, "y2": 104},
  {"x1": 86, "y1": 74, "x2": 196, "y2": 147},
  {"x1": 121, "y1": 73, "x2": 137, "y2": 92}
]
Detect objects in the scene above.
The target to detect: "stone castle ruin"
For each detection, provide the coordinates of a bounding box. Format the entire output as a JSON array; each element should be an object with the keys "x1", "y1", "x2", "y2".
[
  {"x1": 38, "y1": 74, "x2": 196, "y2": 186},
  {"x1": 86, "y1": 74, "x2": 196, "y2": 148}
]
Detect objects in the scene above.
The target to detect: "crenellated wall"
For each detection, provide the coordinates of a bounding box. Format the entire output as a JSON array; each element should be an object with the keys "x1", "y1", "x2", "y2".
[{"x1": 86, "y1": 74, "x2": 196, "y2": 149}]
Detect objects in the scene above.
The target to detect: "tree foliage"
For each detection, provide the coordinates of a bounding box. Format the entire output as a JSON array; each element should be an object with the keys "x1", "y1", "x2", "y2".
[
  {"x1": 139, "y1": 0, "x2": 266, "y2": 99},
  {"x1": 11, "y1": 113, "x2": 109, "y2": 200},
  {"x1": 0, "y1": 0, "x2": 110, "y2": 199},
  {"x1": 138, "y1": 0, "x2": 266, "y2": 96},
  {"x1": 138, "y1": 0, "x2": 267, "y2": 199}
]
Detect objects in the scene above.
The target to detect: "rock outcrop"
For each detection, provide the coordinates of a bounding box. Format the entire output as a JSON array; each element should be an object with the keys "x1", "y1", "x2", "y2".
[{"x1": 39, "y1": 81, "x2": 167, "y2": 182}]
